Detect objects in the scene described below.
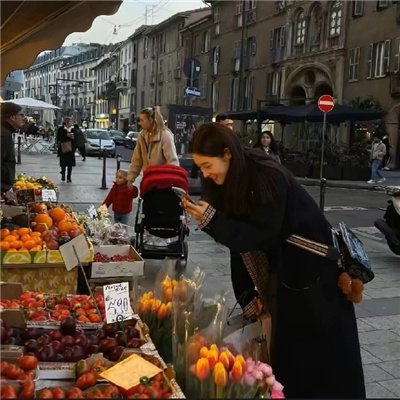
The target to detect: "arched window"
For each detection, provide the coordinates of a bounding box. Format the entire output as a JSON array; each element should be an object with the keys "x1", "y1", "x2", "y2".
[
  {"x1": 295, "y1": 11, "x2": 306, "y2": 45},
  {"x1": 328, "y1": 1, "x2": 342, "y2": 37}
]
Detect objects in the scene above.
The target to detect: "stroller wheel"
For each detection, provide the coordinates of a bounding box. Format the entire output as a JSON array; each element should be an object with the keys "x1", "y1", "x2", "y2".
[{"x1": 176, "y1": 242, "x2": 188, "y2": 270}]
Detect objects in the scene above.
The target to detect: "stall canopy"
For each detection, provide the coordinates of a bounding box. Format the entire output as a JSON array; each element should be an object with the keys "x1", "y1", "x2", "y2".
[
  {"x1": 2, "y1": 97, "x2": 61, "y2": 110},
  {"x1": 1, "y1": 0, "x2": 122, "y2": 84}
]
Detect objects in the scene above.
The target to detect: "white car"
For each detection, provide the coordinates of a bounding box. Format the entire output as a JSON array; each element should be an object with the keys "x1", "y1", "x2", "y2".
[{"x1": 84, "y1": 129, "x2": 116, "y2": 157}]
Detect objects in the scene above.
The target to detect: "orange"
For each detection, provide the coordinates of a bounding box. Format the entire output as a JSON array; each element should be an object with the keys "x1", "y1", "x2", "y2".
[
  {"x1": 18, "y1": 247, "x2": 28, "y2": 252},
  {"x1": 17, "y1": 227, "x2": 31, "y2": 236},
  {"x1": 31, "y1": 232, "x2": 42, "y2": 237},
  {"x1": 10, "y1": 231, "x2": 20, "y2": 239},
  {"x1": 0, "y1": 241, "x2": 10, "y2": 251},
  {"x1": 10, "y1": 240, "x2": 22, "y2": 249},
  {"x1": 20, "y1": 234, "x2": 32, "y2": 242},
  {"x1": 78, "y1": 225, "x2": 84, "y2": 233},
  {"x1": 30, "y1": 246, "x2": 42, "y2": 251},
  {"x1": 58, "y1": 220, "x2": 72, "y2": 232},
  {"x1": 4, "y1": 235, "x2": 17, "y2": 243},
  {"x1": 34, "y1": 214, "x2": 53, "y2": 229},
  {"x1": 0, "y1": 229, "x2": 10, "y2": 239},
  {"x1": 32, "y1": 236, "x2": 42, "y2": 245},
  {"x1": 7, "y1": 248, "x2": 17, "y2": 252},
  {"x1": 24, "y1": 240, "x2": 36, "y2": 250},
  {"x1": 50, "y1": 207, "x2": 66, "y2": 222}
]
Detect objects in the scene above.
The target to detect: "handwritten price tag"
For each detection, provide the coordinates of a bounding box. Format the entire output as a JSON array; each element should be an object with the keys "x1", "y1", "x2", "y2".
[
  {"x1": 103, "y1": 282, "x2": 133, "y2": 324},
  {"x1": 41, "y1": 189, "x2": 57, "y2": 202},
  {"x1": 87, "y1": 205, "x2": 97, "y2": 219}
]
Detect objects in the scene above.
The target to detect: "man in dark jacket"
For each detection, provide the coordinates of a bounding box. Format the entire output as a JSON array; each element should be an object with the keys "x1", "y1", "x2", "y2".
[
  {"x1": 72, "y1": 124, "x2": 87, "y2": 161},
  {"x1": 1, "y1": 102, "x2": 24, "y2": 193}
]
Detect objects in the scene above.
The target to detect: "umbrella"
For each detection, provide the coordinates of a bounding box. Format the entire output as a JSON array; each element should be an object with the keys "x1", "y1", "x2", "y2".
[
  {"x1": 261, "y1": 104, "x2": 382, "y2": 124},
  {"x1": 3, "y1": 97, "x2": 60, "y2": 110}
]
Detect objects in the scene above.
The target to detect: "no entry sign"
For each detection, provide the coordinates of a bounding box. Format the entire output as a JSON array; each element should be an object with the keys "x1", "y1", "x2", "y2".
[{"x1": 318, "y1": 95, "x2": 334, "y2": 113}]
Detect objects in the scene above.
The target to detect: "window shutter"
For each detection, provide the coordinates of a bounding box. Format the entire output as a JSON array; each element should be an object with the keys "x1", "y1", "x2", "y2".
[
  {"x1": 353, "y1": 0, "x2": 364, "y2": 16},
  {"x1": 395, "y1": 38, "x2": 400, "y2": 73},
  {"x1": 266, "y1": 72, "x2": 272, "y2": 97},
  {"x1": 280, "y1": 26, "x2": 286, "y2": 47},
  {"x1": 248, "y1": 75, "x2": 254, "y2": 110},
  {"x1": 383, "y1": 39, "x2": 390, "y2": 73},
  {"x1": 366, "y1": 43, "x2": 373, "y2": 79},
  {"x1": 245, "y1": 0, "x2": 250, "y2": 11},
  {"x1": 215, "y1": 81, "x2": 219, "y2": 111},
  {"x1": 252, "y1": 37, "x2": 257, "y2": 55},
  {"x1": 348, "y1": 49, "x2": 354, "y2": 81},
  {"x1": 216, "y1": 46, "x2": 220, "y2": 63},
  {"x1": 228, "y1": 79, "x2": 233, "y2": 111},
  {"x1": 355, "y1": 47, "x2": 360, "y2": 80},
  {"x1": 243, "y1": 40, "x2": 247, "y2": 57},
  {"x1": 270, "y1": 30, "x2": 275, "y2": 50}
]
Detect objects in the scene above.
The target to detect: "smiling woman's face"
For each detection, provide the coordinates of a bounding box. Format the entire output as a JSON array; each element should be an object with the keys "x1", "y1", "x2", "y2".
[{"x1": 193, "y1": 152, "x2": 231, "y2": 185}]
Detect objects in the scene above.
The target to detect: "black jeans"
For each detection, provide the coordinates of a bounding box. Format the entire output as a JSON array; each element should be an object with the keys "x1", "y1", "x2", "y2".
[
  {"x1": 78, "y1": 145, "x2": 86, "y2": 159},
  {"x1": 61, "y1": 166, "x2": 72, "y2": 180}
]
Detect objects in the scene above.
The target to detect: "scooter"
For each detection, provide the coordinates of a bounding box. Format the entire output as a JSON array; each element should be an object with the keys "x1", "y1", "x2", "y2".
[{"x1": 374, "y1": 188, "x2": 400, "y2": 255}]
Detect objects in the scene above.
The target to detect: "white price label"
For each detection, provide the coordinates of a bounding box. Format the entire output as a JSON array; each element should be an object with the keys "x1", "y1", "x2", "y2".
[
  {"x1": 87, "y1": 205, "x2": 97, "y2": 219},
  {"x1": 41, "y1": 189, "x2": 57, "y2": 202},
  {"x1": 103, "y1": 282, "x2": 132, "y2": 324}
]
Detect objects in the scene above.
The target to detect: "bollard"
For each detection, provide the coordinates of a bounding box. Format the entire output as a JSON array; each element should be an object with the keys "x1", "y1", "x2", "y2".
[
  {"x1": 319, "y1": 178, "x2": 327, "y2": 213},
  {"x1": 100, "y1": 150, "x2": 108, "y2": 190},
  {"x1": 116, "y1": 153, "x2": 122, "y2": 171},
  {"x1": 98, "y1": 139, "x2": 102, "y2": 159},
  {"x1": 17, "y1": 136, "x2": 22, "y2": 165}
]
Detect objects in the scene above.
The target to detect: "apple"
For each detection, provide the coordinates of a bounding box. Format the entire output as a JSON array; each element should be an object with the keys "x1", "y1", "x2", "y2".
[
  {"x1": 37, "y1": 334, "x2": 52, "y2": 346},
  {"x1": 33, "y1": 203, "x2": 47, "y2": 213},
  {"x1": 61, "y1": 335, "x2": 74, "y2": 348},
  {"x1": 74, "y1": 335, "x2": 88, "y2": 349},
  {"x1": 46, "y1": 240, "x2": 59, "y2": 250},
  {"x1": 68, "y1": 229, "x2": 81, "y2": 238},
  {"x1": 38, "y1": 344, "x2": 57, "y2": 362},
  {"x1": 24, "y1": 339, "x2": 38, "y2": 353},
  {"x1": 34, "y1": 223, "x2": 48, "y2": 234},
  {"x1": 50, "y1": 340, "x2": 65, "y2": 354},
  {"x1": 99, "y1": 338, "x2": 118, "y2": 355},
  {"x1": 49, "y1": 329, "x2": 62, "y2": 341}
]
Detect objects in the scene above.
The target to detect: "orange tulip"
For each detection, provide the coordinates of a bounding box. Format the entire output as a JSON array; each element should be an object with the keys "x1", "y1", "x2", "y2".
[
  {"x1": 142, "y1": 291, "x2": 154, "y2": 301},
  {"x1": 163, "y1": 286, "x2": 173, "y2": 302},
  {"x1": 235, "y1": 355, "x2": 246, "y2": 372},
  {"x1": 199, "y1": 346, "x2": 209, "y2": 358},
  {"x1": 207, "y1": 349, "x2": 219, "y2": 369},
  {"x1": 163, "y1": 276, "x2": 172, "y2": 288},
  {"x1": 151, "y1": 299, "x2": 162, "y2": 314},
  {"x1": 195, "y1": 357, "x2": 210, "y2": 380},
  {"x1": 157, "y1": 303, "x2": 168, "y2": 320},
  {"x1": 140, "y1": 299, "x2": 151, "y2": 313},
  {"x1": 213, "y1": 362, "x2": 228, "y2": 387},
  {"x1": 210, "y1": 344, "x2": 219, "y2": 354},
  {"x1": 187, "y1": 341, "x2": 202, "y2": 364},
  {"x1": 230, "y1": 359, "x2": 244, "y2": 382},
  {"x1": 165, "y1": 301, "x2": 172, "y2": 316},
  {"x1": 218, "y1": 351, "x2": 230, "y2": 371},
  {"x1": 174, "y1": 280, "x2": 188, "y2": 302}
]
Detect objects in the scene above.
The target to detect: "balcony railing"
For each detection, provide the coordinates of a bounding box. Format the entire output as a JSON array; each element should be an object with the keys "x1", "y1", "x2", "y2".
[{"x1": 116, "y1": 80, "x2": 128, "y2": 90}]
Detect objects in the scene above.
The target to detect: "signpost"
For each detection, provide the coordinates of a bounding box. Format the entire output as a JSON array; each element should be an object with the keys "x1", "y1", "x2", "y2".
[
  {"x1": 183, "y1": 58, "x2": 201, "y2": 105},
  {"x1": 317, "y1": 94, "x2": 335, "y2": 212},
  {"x1": 184, "y1": 86, "x2": 201, "y2": 99}
]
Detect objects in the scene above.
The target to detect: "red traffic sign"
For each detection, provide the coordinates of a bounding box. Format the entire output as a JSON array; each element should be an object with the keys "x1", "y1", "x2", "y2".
[{"x1": 318, "y1": 95, "x2": 334, "y2": 113}]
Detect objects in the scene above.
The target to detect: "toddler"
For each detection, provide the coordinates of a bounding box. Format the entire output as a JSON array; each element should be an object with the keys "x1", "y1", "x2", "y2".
[{"x1": 103, "y1": 170, "x2": 138, "y2": 224}]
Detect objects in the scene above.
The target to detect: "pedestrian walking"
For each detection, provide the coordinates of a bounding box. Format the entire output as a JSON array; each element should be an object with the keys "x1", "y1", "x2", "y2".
[
  {"x1": 381, "y1": 134, "x2": 391, "y2": 170},
  {"x1": 253, "y1": 131, "x2": 281, "y2": 163},
  {"x1": 368, "y1": 136, "x2": 386, "y2": 184},
  {"x1": 183, "y1": 122, "x2": 365, "y2": 399},
  {"x1": 57, "y1": 117, "x2": 76, "y2": 183},
  {"x1": 102, "y1": 170, "x2": 139, "y2": 224},
  {"x1": 1, "y1": 103, "x2": 24, "y2": 193},
  {"x1": 72, "y1": 123, "x2": 87, "y2": 161},
  {"x1": 127, "y1": 106, "x2": 179, "y2": 190}
]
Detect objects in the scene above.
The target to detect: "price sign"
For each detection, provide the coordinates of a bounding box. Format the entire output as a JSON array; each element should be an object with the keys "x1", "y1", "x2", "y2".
[
  {"x1": 41, "y1": 189, "x2": 57, "y2": 202},
  {"x1": 103, "y1": 282, "x2": 132, "y2": 324},
  {"x1": 87, "y1": 205, "x2": 97, "y2": 219}
]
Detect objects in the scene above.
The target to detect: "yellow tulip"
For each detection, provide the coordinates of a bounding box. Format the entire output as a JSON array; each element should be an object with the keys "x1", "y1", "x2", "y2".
[
  {"x1": 151, "y1": 299, "x2": 162, "y2": 314},
  {"x1": 235, "y1": 355, "x2": 246, "y2": 372},
  {"x1": 163, "y1": 286, "x2": 173, "y2": 302},
  {"x1": 199, "y1": 346, "x2": 209, "y2": 358},
  {"x1": 218, "y1": 351, "x2": 230, "y2": 371},
  {"x1": 165, "y1": 301, "x2": 172, "y2": 316},
  {"x1": 157, "y1": 303, "x2": 168, "y2": 320},
  {"x1": 207, "y1": 349, "x2": 219, "y2": 369},
  {"x1": 195, "y1": 357, "x2": 210, "y2": 380},
  {"x1": 213, "y1": 362, "x2": 228, "y2": 387}
]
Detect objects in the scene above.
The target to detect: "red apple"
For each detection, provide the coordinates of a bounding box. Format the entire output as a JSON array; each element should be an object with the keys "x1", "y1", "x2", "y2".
[
  {"x1": 33, "y1": 203, "x2": 47, "y2": 213},
  {"x1": 68, "y1": 229, "x2": 81, "y2": 238},
  {"x1": 49, "y1": 329, "x2": 62, "y2": 341},
  {"x1": 34, "y1": 224, "x2": 48, "y2": 234},
  {"x1": 46, "y1": 240, "x2": 59, "y2": 250}
]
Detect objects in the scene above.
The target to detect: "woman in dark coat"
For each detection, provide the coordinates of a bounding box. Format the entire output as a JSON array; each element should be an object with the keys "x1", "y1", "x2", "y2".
[
  {"x1": 57, "y1": 117, "x2": 76, "y2": 182},
  {"x1": 254, "y1": 130, "x2": 281, "y2": 163},
  {"x1": 183, "y1": 123, "x2": 365, "y2": 399}
]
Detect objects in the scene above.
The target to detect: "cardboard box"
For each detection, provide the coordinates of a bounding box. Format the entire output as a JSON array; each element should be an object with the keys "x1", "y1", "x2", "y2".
[
  {"x1": 0, "y1": 249, "x2": 47, "y2": 264},
  {"x1": 46, "y1": 239, "x2": 94, "y2": 264},
  {"x1": 91, "y1": 245, "x2": 144, "y2": 278},
  {"x1": 1, "y1": 205, "x2": 25, "y2": 218}
]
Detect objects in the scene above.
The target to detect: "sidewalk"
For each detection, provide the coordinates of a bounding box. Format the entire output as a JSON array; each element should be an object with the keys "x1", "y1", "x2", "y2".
[{"x1": 15, "y1": 152, "x2": 400, "y2": 398}]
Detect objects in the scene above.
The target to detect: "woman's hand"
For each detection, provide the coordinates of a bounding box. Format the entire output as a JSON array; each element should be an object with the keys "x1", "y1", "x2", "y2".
[
  {"x1": 182, "y1": 199, "x2": 209, "y2": 221},
  {"x1": 127, "y1": 181, "x2": 135, "y2": 191}
]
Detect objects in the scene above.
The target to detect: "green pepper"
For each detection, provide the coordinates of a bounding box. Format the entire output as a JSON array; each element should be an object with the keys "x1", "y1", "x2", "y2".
[{"x1": 75, "y1": 359, "x2": 90, "y2": 377}]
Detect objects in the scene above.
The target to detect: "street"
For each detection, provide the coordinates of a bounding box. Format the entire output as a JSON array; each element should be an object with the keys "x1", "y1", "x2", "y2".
[{"x1": 15, "y1": 152, "x2": 400, "y2": 398}]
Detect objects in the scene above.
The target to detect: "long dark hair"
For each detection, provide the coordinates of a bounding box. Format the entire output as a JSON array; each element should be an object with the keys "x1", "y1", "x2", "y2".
[
  {"x1": 254, "y1": 131, "x2": 278, "y2": 154},
  {"x1": 190, "y1": 123, "x2": 295, "y2": 216}
]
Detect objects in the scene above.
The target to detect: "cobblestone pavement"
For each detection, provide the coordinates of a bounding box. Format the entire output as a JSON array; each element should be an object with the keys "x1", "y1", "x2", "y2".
[{"x1": 17, "y1": 153, "x2": 400, "y2": 398}]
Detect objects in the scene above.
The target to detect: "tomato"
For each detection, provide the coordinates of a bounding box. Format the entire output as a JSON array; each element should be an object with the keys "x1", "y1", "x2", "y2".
[
  {"x1": 52, "y1": 387, "x2": 66, "y2": 399},
  {"x1": 75, "y1": 360, "x2": 90, "y2": 377},
  {"x1": 20, "y1": 379, "x2": 35, "y2": 399},
  {"x1": 103, "y1": 386, "x2": 120, "y2": 398},
  {"x1": 76, "y1": 372, "x2": 97, "y2": 389},
  {"x1": 24, "y1": 371, "x2": 35, "y2": 381},
  {"x1": 1, "y1": 385, "x2": 18, "y2": 399},
  {"x1": 137, "y1": 394, "x2": 151, "y2": 399},
  {"x1": 85, "y1": 387, "x2": 104, "y2": 398},
  {"x1": 67, "y1": 387, "x2": 85, "y2": 399},
  {"x1": 37, "y1": 389, "x2": 53, "y2": 399},
  {"x1": 1, "y1": 361, "x2": 8, "y2": 375},
  {"x1": 148, "y1": 385, "x2": 165, "y2": 399},
  {"x1": 18, "y1": 356, "x2": 38, "y2": 371},
  {"x1": 91, "y1": 360, "x2": 107, "y2": 378},
  {"x1": 5, "y1": 364, "x2": 24, "y2": 380}
]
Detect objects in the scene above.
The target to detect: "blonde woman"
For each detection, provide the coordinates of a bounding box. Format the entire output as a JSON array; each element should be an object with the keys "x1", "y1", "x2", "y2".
[{"x1": 127, "y1": 107, "x2": 179, "y2": 190}]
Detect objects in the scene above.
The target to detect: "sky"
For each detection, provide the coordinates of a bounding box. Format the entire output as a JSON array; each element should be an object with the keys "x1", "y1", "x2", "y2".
[{"x1": 63, "y1": 0, "x2": 207, "y2": 46}]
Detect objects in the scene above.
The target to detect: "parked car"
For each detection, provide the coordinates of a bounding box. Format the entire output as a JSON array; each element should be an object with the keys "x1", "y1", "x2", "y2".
[
  {"x1": 108, "y1": 129, "x2": 125, "y2": 145},
  {"x1": 84, "y1": 129, "x2": 116, "y2": 157},
  {"x1": 124, "y1": 131, "x2": 140, "y2": 149}
]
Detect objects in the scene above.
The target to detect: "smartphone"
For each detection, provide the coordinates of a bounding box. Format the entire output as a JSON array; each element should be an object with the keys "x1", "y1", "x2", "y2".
[{"x1": 171, "y1": 186, "x2": 198, "y2": 205}]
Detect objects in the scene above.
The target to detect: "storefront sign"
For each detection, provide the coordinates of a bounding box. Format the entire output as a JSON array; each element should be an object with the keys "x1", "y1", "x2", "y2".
[
  {"x1": 41, "y1": 189, "x2": 57, "y2": 202},
  {"x1": 103, "y1": 282, "x2": 133, "y2": 324}
]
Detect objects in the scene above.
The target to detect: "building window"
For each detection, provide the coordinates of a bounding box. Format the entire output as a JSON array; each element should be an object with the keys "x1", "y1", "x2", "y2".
[
  {"x1": 201, "y1": 74, "x2": 208, "y2": 99},
  {"x1": 272, "y1": 71, "x2": 281, "y2": 96},
  {"x1": 194, "y1": 35, "x2": 201, "y2": 56},
  {"x1": 295, "y1": 12, "x2": 306, "y2": 45},
  {"x1": 228, "y1": 78, "x2": 239, "y2": 111},
  {"x1": 211, "y1": 81, "x2": 219, "y2": 112},
  {"x1": 395, "y1": 37, "x2": 400, "y2": 73},
  {"x1": 143, "y1": 65, "x2": 146, "y2": 86},
  {"x1": 143, "y1": 37, "x2": 148, "y2": 58},
  {"x1": 214, "y1": 6, "x2": 220, "y2": 35},
  {"x1": 236, "y1": 0, "x2": 243, "y2": 27},
  {"x1": 348, "y1": 47, "x2": 360, "y2": 82},
  {"x1": 328, "y1": 1, "x2": 342, "y2": 38},
  {"x1": 203, "y1": 30, "x2": 211, "y2": 53},
  {"x1": 353, "y1": 0, "x2": 364, "y2": 16},
  {"x1": 377, "y1": 0, "x2": 389, "y2": 10},
  {"x1": 367, "y1": 40, "x2": 391, "y2": 79}
]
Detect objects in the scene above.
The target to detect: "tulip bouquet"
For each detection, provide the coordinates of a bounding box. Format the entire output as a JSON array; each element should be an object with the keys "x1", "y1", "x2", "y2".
[{"x1": 188, "y1": 343, "x2": 285, "y2": 399}]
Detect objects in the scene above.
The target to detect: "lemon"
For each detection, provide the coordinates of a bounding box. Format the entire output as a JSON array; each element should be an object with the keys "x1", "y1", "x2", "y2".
[
  {"x1": 33, "y1": 251, "x2": 46, "y2": 264},
  {"x1": 3, "y1": 251, "x2": 31, "y2": 264},
  {"x1": 47, "y1": 250, "x2": 63, "y2": 263}
]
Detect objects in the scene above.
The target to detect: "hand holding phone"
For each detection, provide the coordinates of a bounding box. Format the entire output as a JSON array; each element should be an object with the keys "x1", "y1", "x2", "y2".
[{"x1": 171, "y1": 186, "x2": 197, "y2": 205}]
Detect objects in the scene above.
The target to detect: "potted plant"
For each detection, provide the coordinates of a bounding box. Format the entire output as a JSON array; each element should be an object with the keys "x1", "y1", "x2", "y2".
[{"x1": 311, "y1": 144, "x2": 344, "y2": 180}]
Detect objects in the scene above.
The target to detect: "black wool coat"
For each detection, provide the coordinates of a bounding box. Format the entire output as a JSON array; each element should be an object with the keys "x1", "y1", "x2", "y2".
[
  {"x1": 1, "y1": 121, "x2": 16, "y2": 193},
  {"x1": 57, "y1": 126, "x2": 76, "y2": 168},
  {"x1": 202, "y1": 168, "x2": 365, "y2": 399}
]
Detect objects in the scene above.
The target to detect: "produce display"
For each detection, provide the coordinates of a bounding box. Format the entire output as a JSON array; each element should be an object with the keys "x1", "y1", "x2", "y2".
[
  {"x1": 93, "y1": 253, "x2": 134, "y2": 263},
  {"x1": 13, "y1": 174, "x2": 57, "y2": 193},
  {"x1": 1, "y1": 380, "x2": 35, "y2": 399},
  {"x1": 0, "y1": 355, "x2": 38, "y2": 380}
]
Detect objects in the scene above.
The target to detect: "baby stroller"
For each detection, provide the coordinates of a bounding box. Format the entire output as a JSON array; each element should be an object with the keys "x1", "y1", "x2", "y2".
[{"x1": 135, "y1": 165, "x2": 190, "y2": 266}]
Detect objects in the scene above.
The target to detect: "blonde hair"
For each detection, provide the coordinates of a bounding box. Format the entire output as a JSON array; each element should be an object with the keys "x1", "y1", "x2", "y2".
[
  {"x1": 116, "y1": 169, "x2": 128, "y2": 178},
  {"x1": 140, "y1": 106, "x2": 165, "y2": 132}
]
